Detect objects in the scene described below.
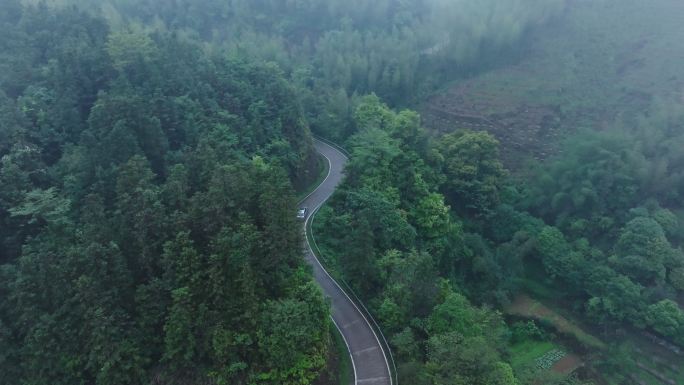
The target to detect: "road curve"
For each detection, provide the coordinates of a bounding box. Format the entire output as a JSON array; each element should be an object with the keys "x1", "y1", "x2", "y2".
[{"x1": 301, "y1": 139, "x2": 392, "y2": 385}]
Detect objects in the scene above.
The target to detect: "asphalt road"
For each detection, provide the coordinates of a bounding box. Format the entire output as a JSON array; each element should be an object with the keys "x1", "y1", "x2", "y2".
[{"x1": 301, "y1": 139, "x2": 393, "y2": 385}]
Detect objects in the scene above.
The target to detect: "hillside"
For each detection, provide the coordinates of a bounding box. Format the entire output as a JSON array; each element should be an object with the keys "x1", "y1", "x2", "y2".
[{"x1": 422, "y1": 0, "x2": 684, "y2": 168}]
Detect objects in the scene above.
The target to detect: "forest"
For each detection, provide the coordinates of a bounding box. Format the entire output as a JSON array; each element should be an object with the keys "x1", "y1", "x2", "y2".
[{"x1": 1, "y1": 1, "x2": 683, "y2": 385}]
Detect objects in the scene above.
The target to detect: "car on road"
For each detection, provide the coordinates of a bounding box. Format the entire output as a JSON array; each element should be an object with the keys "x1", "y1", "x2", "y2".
[{"x1": 297, "y1": 207, "x2": 307, "y2": 220}]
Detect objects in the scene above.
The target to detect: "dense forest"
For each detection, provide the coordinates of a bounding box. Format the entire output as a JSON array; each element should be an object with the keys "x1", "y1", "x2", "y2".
[
  {"x1": 0, "y1": 3, "x2": 327, "y2": 384},
  {"x1": 1, "y1": 1, "x2": 684, "y2": 385}
]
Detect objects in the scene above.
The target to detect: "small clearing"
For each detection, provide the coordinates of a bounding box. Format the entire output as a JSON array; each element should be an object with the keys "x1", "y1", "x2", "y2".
[
  {"x1": 506, "y1": 294, "x2": 606, "y2": 350},
  {"x1": 551, "y1": 354, "x2": 583, "y2": 375}
]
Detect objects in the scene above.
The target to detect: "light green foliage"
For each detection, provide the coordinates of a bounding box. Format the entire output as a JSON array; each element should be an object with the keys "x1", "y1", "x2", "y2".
[
  {"x1": 426, "y1": 288, "x2": 513, "y2": 385},
  {"x1": 413, "y1": 193, "x2": 451, "y2": 239},
  {"x1": 427, "y1": 291, "x2": 504, "y2": 338},
  {"x1": 488, "y1": 362, "x2": 519, "y2": 385},
  {"x1": 644, "y1": 300, "x2": 684, "y2": 341},
  {"x1": 9, "y1": 188, "x2": 70, "y2": 226},
  {"x1": 353, "y1": 94, "x2": 399, "y2": 132},
  {"x1": 257, "y1": 284, "x2": 329, "y2": 384},
  {"x1": 437, "y1": 130, "x2": 507, "y2": 215},
  {"x1": 649, "y1": 205, "x2": 679, "y2": 239},
  {"x1": 347, "y1": 128, "x2": 403, "y2": 200}
]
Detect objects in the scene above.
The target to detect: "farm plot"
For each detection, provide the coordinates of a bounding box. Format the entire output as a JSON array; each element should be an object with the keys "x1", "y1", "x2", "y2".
[
  {"x1": 509, "y1": 340, "x2": 582, "y2": 380},
  {"x1": 535, "y1": 349, "x2": 565, "y2": 371},
  {"x1": 506, "y1": 294, "x2": 606, "y2": 350}
]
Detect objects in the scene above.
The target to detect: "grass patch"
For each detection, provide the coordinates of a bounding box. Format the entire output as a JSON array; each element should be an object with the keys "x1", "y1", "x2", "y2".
[
  {"x1": 506, "y1": 294, "x2": 606, "y2": 351},
  {"x1": 509, "y1": 339, "x2": 557, "y2": 371}
]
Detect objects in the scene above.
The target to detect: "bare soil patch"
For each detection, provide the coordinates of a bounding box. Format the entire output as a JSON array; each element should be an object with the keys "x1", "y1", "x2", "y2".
[
  {"x1": 551, "y1": 354, "x2": 583, "y2": 375},
  {"x1": 421, "y1": 81, "x2": 563, "y2": 169}
]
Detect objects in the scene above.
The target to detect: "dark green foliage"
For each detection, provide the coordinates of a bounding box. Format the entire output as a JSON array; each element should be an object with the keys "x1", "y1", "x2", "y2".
[
  {"x1": 0, "y1": 5, "x2": 329, "y2": 385},
  {"x1": 426, "y1": 289, "x2": 515, "y2": 385},
  {"x1": 524, "y1": 131, "x2": 642, "y2": 239},
  {"x1": 508, "y1": 112, "x2": 684, "y2": 355}
]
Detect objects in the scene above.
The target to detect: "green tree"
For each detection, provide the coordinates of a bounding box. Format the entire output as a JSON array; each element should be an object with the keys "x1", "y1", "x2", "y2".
[
  {"x1": 257, "y1": 285, "x2": 329, "y2": 384},
  {"x1": 427, "y1": 333, "x2": 512, "y2": 385},
  {"x1": 427, "y1": 290, "x2": 505, "y2": 340},
  {"x1": 114, "y1": 156, "x2": 166, "y2": 278},
  {"x1": 9, "y1": 188, "x2": 71, "y2": 228},
  {"x1": 163, "y1": 287, "x2": 199, "y2": 370},
  {"x1": 645, "y1": 300, "x2": 684, "y2": 339},
  {"x1": 611, "y1": 217, "x2": 676, "y2": 285},
  {"x1": 535, "y1": 226, "x2": 583, "y2": 281},
  {"x1": 437, "y1": 130, "x2": 506, "y2": 215},
  {"x1": 106, "y1": 29, "x2": 159, "y2": 72},
  {"x1": 379, "y1": 250, "x2": 439, "y2": 326},
  {"x1": 524, "y1": 130, "x2": 641, "y2": 237}
]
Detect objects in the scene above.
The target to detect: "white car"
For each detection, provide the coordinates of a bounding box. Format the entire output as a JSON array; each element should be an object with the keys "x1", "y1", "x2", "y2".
[{"x1": 297, "y1": 207, "x2": 308, "y2": 220}]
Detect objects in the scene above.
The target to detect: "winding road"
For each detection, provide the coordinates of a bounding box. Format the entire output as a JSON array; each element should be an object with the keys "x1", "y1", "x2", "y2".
[{"x1": 300, "y1": 139, "x2": 393, "y2": 385}]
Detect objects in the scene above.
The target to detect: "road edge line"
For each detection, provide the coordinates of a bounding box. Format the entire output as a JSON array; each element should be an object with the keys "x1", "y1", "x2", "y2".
[
  {"x1": 304, "y1": 141, "x2": 393, "y2": 385},
  {"x1": 330, "y1": 315, "x2": 358, "y2": 385}
]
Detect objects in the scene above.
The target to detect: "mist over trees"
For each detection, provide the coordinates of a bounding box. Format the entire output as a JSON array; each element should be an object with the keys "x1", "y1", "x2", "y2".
[{"x1": 18, "y1": 0, "x2": 565, "y2": 108}]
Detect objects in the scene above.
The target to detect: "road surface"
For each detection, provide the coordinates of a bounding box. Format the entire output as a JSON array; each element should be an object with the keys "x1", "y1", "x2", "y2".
[{"x1": 300, "y1": 139, "x2": 393, "y2": 385}]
